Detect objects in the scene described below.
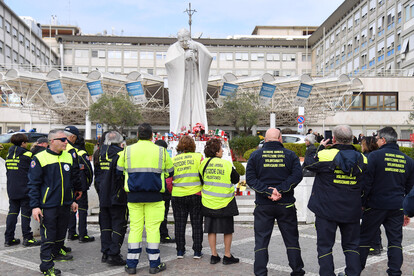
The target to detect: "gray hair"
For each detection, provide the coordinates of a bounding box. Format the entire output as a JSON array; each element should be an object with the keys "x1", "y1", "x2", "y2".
[
  {"x1": 377, "y1": 126, "x2": 397, "y2": 144},
  {"x1": 333, "y1": 125, "x2": 353, "y2": 144},
  {"x1": 305, "y1": 134, "x2": 316, "y2": 144},
  {"x1": 48, "y1": 129, "x2": 65, "y2": 141},
  {"x1": 64, "y1": 131, "x2": 75, "y2": 138},
  {"x1": 104, "y1": 131, "x2": 124, "y2": 145}
]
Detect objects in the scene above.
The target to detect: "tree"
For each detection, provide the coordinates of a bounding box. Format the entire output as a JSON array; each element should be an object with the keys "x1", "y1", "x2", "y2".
[
  {"x1": 213, "y1": 92, "x2": 267, "y2": 135},
  {"x1": 409, "y1": 96, "x2": 414, "y2": 123},
  {"x1": 88, "y1": 93, "x2": 142, "y2": 134}
]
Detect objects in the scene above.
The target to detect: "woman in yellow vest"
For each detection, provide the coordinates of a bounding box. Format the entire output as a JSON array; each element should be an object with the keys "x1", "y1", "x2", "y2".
[
  {"x1": 199, "y1": 138, "x2": 240, "y2": 265},
  {"x1": 172, "y1": 135, "x2": 204, "y2": 259}
]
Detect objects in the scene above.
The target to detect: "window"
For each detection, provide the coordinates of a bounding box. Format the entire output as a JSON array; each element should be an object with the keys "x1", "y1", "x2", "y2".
[
  {"x1": 0, "y1": 15, "x2": 3, "y2": 29},
  {"x1": 108, "y1": 50, "x2": 121, "y2": 59},
  {"x1": 235, "y1": 53, "x2": 248, "y2": 61},
  {"x1": 251, "y1": 53, "x2": 264, "y2": 61},
  {"x1": 351, "y1": 92, "x2": 398, "y2": 110},
  {"x1": 5, "y1": 20, "x2": 10, "y2": 33},
  {"x1": 12, "y1": 27, "x2": 18, "y2": 39},
  {"x1": 405, "y1": 3, "x2": 414, "y2": 22},
  {"x1": 75, "y1": 49, "x2": 89, "y2": 58},
  {"x1": 19, "y1": 33, "x2": 24, "y2": 45},
  {"x1": 124, "y1": 50, "x2": 137, "y2": 59},
  {"x1": 155, "y1": 52, "x2": 166, "y2": 60},
  {"x1": 140, "y1": 51, "x2": 154, "y2": 60},
  {"x1": 5, "y1": 46, "x2": 11, "y2": 58},
  {"x1": 25, "y1": 38, "x2": 30, "y2": 50},
  {"x1": 92, "y1": 50, "x2": 106, "y2": 58},
  {"x1": 0, "y1": 41, "x2": 3, "y2": 54},
  {"x1": 13, "y1": 51, "x2": 18, "y2": 63},
  {"x1": 282, "y1": 53, "x2": 295, "y2": 61},
  {"x1": 302, "y1": 54, "x2": 311, "y2": 62},
  {"x1": 31, "y1": 43, "x2": 35, "y2": 54},
  {"x1": 267, "y1": 53, "x2": 280, "y2": 61}
]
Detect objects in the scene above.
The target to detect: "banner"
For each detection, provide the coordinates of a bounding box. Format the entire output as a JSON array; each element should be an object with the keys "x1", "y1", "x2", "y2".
[
  {"x1": 294, "y1": 83, "x2": 313, "y2": 106},
  {"x1": 87, "y1": 80, "x2": 104, "y2": 103},
  {"x1": 46, "y1": 80, "x2": 67, "y2": 104},
  {"x1": 125, "y1": 81, "x2": 147, "y2": 104},
  {"x1": 259, "y1": 83, "x2": 276, "y2": 106},
  {"x1": 220, "y1": 83, "x2": 238, "y2": 97}
]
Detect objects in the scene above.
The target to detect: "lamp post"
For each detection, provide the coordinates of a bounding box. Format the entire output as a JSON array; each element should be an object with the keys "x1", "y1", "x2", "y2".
[{"x1": 49, "y1": 15, "x2": 56, "y2": 71}]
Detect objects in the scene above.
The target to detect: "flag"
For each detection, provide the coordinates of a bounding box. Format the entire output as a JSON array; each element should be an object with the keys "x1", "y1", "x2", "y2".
[{"x1": 214, "y1": 129, "x2": 225, "y2": 137}]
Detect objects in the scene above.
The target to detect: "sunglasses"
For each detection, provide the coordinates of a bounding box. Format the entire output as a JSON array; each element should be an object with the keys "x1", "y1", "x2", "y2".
[{"x1": 52, "y1": 137, "x2": 68, "y2": 142}]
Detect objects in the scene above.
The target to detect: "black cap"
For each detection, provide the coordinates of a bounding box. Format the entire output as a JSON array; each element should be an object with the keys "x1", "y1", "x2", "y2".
[
  {"x1": 37, "y1": 137, "x2": 49, "y2": 144},
  {"x1": 64, "y1": 126, "x2": 80, "y2": 137}
]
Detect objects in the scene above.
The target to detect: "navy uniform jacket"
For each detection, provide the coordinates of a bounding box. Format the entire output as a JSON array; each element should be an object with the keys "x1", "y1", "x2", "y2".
[
  {"x1": 5, "y1": 145, "x2": 32, "y2": 200},
  {"x1": 306, "y1": 144, "x2": 367, "y2": 223},
  {"x1": 98, "y1": 144, "x2": 127, "y2": 207},
  {"x1": 74, "y1": 144, "x2": 93, "y2": 192},
  {"x1": 403, "y1": 187, "x2": 414, "y2": 217},
  {"x1": 246, "y1": 141, "x2": 303, "y2": 205},
  {"x1": 362, "y1": 143, "x2": 414, "y2": 210},
  {"x1": 28, "y1": 149, "x2": 81, "y2": 209}
]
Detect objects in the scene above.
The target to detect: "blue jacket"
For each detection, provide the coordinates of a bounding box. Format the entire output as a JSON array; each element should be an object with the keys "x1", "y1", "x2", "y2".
[
  {"x1": 6, "y1": 145, "x2": 32, "y2": 200},
  {"x1": 246, "y1": 141, "x2": 303, "y2": 205},
  {"x1": 362, "y1": 143, "x2": 414, "y2": 210},
  {"x1": 403, "y1": 187, "x2": 414, "y2": 217},
  {"x1": 28, "y1": 149, "x2": 81, "y2": 208},
  {"x1": 306, "y1": 144, "x2": 367, "y2": 223},
  {"x1": 98, "y1": 144, "x2": 127, "y2": 207}
]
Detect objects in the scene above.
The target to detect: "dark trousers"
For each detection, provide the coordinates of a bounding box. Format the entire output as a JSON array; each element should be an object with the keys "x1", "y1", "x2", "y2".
[
  {"x1": 315, "y1": 216, "x2": 361, "y2": 276},
  {"x1": 254, "y1": 204, "x2": 305, "y2": 276},
  {"x1": 171, "y1": 194, "x2": 203, "y2": 253},
  {"x1": 68, "y1": 191, "x2": 88, "y2": 237},
  {"x1": 160, "y1": 192, "x2": 171, "y2": 239},
  {"x1": 360, "y1": 208, "x2": 404, "y2": 276},
  {"x1": 40, "y1": 205, "x2": 70, "y2": 272},
  {"x1": 371, "y1": 228, "x2": 383, "y2": 250},
  {"x1": 5, "y1": 198, "x2": 33, "y2": 241},
  {"x1": 99, "y1": 205, "x2": 128, "y2": 256}
]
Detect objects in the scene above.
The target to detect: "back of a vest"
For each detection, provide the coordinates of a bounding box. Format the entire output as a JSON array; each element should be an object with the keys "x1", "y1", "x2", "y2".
[{"x1": 172, "y1": 152, "x2": 202, "y2": 197}]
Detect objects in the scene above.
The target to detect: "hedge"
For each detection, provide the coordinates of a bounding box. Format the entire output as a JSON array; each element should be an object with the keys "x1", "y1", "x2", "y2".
[
  {"x1": 229, "y1": 135, "x2": 261, "y2": 156},
  {"x1": 233, "y1": 161, "x2": 246, "y2": 176}
]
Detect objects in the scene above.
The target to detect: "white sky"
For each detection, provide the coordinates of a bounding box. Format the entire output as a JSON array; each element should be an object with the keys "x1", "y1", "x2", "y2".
[{"x1": 6, "y1": 0, "x2": 345, "y2": 38}]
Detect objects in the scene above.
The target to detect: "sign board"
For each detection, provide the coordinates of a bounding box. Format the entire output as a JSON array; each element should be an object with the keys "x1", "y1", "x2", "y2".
[
  {"x1": 46, "y1": 80, "x2": 67, "y2": 104},
  {"x1": 297, "y1": 115, "x2": 305, "y2": 124},
  {"x1": 220, "y1": 83, "x2": 238, "y2": 97},
  {"x1": 259, "y1": 83, "x2": 276, "y2": 106},
  {"x1": 410, "y1": 133, "x2": 414, "y2": 143},
  {"x1": 294, "y1": 83, "x2": 313, "y2": 106},
  {"x1": 126, "y1": 81, "x2": 147, "y2": 104},
  {"x1": 96, "y1": 123, "x2": 103, "y2": 140},
  {"x1": 297, "y1": 123, "x2": 304, "y2": 133},
  {"x1": 87, "y1": 80, "x2": 104, "y2": 103}
]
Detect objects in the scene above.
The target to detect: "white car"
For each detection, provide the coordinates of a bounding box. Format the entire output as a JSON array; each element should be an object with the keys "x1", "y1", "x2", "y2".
[{"x1": 258, "y1": 134, "x2": 306, "y2": 148}]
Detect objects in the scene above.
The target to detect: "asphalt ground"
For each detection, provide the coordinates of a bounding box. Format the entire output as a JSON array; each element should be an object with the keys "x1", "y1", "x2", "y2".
[{"x1": 0, "y1": 212, "x2": 414, "y2": 275}]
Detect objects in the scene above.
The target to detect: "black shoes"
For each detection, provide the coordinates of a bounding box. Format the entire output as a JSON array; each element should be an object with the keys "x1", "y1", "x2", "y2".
[
  {"x1": 53, "y1": 249, "x2": 74, "y2": 262},
  {"x1": 4, "y1": 238, "x2": 20, "y2": 247},
  {"x1": 149, "y1": 262, "x2": 167, "y2": 274},
  {"x1": 125, "y1": 266, "x2": 137, "y2": 274},
  {"x1": 101, "y1": 253, "x2": 108, "y2": 263},
  {"x1": 42, "y1": 267, "x2": 61, "y2": 276},
  {"x1": 107, "y1": 254, "x2": 126, "y2": 266},
  {"x1": 79, "y1": 235, "x2": 95, "y2": 243},
  {"x1": 23, "y1": 238, "x2": 41, "y2": 247},
  {"x1": 210, "y1": 254, "x2": 221, "y2": 264},
  {"x1": 160, "y1": 236, "x2": 175, "y2": 244},
  {"x1": 68, "y1": 233, "x2": 79, "y2": 240},
  {"x1": 61, "y1": 245, "x2": 72, "y2": 253},
  {"x1": 223, "y1": 254, "x2": 239, "y2": 265}
]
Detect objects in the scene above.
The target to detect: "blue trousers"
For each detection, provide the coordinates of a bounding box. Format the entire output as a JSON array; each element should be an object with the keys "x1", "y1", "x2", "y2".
[
  {"x1": 360, "y1": 208, "x2": 404, "y2": 276},
  {"x1": 68, "y1": 191, "x2": 88, "y2": 237},
  {"x1": 254, "y1": 204, "x2": 305, "y2": 276},
  {"x1": 99, "y1": 205, "x2": 128, "y2": 256},
  {"x1": 315, "y1": 216, "x2": 361, "y2": 276},
  {"x1": 5, "y1": 198, "x2": 33, "y2": 241}
]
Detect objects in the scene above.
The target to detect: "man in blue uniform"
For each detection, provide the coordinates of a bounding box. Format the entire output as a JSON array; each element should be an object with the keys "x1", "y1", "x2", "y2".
[
  {"x1": 306, "y1": 125, "x2": 367, "y2": 276},
  {"x1": 360, "y1": 126, "x2": 414, "y2": 276},
  {"x1": 5, "y1": 133, "x2": 40, "y2": 247},
  {"x1": 28, "y1": 129, "x2": 82, "y2": 276},
  {"x1": 246, "y1": 128, "x2": 305, "y2": 276}
]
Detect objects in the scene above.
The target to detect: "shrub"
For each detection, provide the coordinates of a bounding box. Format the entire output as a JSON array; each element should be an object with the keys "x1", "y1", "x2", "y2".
[
  {"x1": 229, "y1": 135, "x2": 261, "y2": 156},
  {"x1": 233, "y1": 161, "x2": 246, "y2": 176},
  {"x1": 85, "y1": 142, "x2": 95, "y2": 156},
  {"x1": 400, "y1": 146, "x2": 414, "y2": 158},
  {"x1": 284, "y1": 143, "x2": 307, "y2": 158},
  {"x1": 126, "y1": 138, "x2": 138, "y2": 145},
  {"x1": 243, "y1": 148, "x2": 257, "y2": 160}
]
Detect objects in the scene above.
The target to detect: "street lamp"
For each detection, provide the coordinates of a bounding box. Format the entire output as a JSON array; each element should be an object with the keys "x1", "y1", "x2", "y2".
[{"x1": 49, "y1": 15, "x2": 56, "y2": 71}]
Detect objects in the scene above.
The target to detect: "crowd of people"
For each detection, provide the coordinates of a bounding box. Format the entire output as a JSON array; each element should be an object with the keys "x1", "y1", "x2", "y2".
[{"x1": 3, "y1": 123, "x2": 414, "y2": 276}]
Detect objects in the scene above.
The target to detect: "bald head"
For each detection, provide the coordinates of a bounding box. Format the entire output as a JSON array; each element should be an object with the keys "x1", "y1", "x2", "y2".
[{"x1": 265, "y1": 128, "x2": 282, "y2": 142}]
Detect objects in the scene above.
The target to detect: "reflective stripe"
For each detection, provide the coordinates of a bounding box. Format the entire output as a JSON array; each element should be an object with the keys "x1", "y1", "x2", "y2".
[
  {"x1": 167, "y1": 167, "x2": 174, "y2": 173},
  {"x1": 127, "y1": 146, "x2": 132, "y2": 170},
  {"x1": 147, "y1": 243, "x2": 160, "y2": 249},
  {"x1": 202, "y1": 189, "x2": 234, "y2": 198},
  {"x1": 204, "y1": 181, "x2": 233, "y2": 189},
  {"x1": 128, "y1": 242, "x2": 141, "y2": 249},
  {"x1": 116, "y1": 165, "x2": 124, "y2": 171},
  {"x1": 148, "y1": 253, "x2": 160, "y2": 260},
  {"x1": 173, "y1": 182, "x2": 201, "y2": 187},
  {"x1": 173, "y1": 173, "x2": 199, "y2": 180},
  {"x1": 127, "y1": 253, "x2": 140, "y2": 260},
  {"x1": 126, "y1": 168, "x2": 163, "y2": 173},
  {"x1": 158, "y1": 147, "x2": 163, "y2": 171}
]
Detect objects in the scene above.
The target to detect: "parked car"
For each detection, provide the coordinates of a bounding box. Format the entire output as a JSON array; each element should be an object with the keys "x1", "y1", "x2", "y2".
[
  {"x1": 258, "y1": 134, "x2": 306, "y2": 148},
  {"x1": 0, "y1": 132, "x2": 48, "y2": 143}
]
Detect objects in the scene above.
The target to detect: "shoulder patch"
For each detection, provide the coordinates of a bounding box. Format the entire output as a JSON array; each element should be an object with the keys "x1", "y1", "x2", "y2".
[
  {"x1": 64, "y1": 164, "x2": 70, "y2": 171},
  {"x1": 31, "y1": 160, "x2": 36, "y2": 168},
  {"x1": 72, "y1": 152, "x2": 77, "y2": 158}
]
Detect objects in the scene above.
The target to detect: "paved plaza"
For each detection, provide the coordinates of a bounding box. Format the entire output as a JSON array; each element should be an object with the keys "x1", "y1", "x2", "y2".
[{"x1": 0, "y1": 211, "x2": 414, "y2": 275}]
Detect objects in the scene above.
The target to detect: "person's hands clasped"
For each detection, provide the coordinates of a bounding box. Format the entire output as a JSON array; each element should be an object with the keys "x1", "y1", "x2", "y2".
[{"x1": 268, "y1": 187, "x2": 282, "y2": 201}]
